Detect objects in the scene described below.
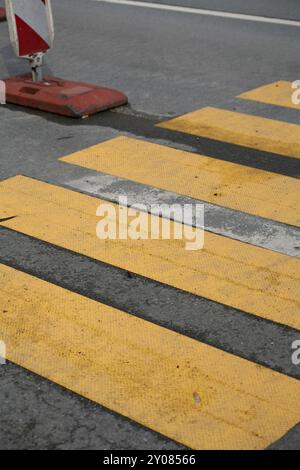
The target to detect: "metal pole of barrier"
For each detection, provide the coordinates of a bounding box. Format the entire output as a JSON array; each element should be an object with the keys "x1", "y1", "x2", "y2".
[{"x1": 30, "y1": 52, "x2": 44, "y2": 82}]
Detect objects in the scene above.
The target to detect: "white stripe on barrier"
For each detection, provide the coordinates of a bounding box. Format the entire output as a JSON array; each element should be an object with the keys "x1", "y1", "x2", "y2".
[{"x1": 12, "y1": 0, "x2": 51, "y2": 46}]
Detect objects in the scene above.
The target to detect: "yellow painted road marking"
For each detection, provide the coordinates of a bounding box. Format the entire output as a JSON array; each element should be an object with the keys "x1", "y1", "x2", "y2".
[
  {"x1": 61, "y1": 136, "x2": 300, "y2": 227},
  {"x1": 1, "y1": 176, "x2": 300, "y2": 329},
  {"x1": 238, "y1": 81, "x2": 300, "y2": 110},
  {"x1": 1, "y1": 263, "x2": 300, "y2": 450},
  {"x1": 158, "y1": 106, "x2": 300, "y2": 159}
]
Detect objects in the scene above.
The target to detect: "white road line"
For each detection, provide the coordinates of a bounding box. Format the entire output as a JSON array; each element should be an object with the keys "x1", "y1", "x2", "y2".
[{"x1": 92, "y1": 0, "x2": 300, "y2": 28}]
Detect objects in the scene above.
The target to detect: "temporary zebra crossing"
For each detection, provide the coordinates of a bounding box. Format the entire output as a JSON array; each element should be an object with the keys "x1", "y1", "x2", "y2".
[{"x1": 1, "y1": 80, "x2": 300, "y2": 449}]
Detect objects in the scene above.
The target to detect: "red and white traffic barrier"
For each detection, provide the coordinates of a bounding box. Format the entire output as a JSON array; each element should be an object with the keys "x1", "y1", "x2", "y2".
[
  {"x1": 6, "y1": 0, "x2": 54, "y2": 62},
  {"x1": 0, "y1": 7, "x2": 6, "y2": 21},
  {"x1": 2, "y1": 0, "x2": 127, "y2": 117}
]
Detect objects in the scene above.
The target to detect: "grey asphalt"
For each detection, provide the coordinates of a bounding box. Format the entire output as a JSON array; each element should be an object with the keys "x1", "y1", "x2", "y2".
[{"x1": 0, "y1": 0, "x2": 300, "y2": 450}]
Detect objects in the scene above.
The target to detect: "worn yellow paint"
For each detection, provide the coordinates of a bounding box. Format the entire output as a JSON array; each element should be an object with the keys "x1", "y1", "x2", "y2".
[
  {"x1": 158, "y1": 106, "x2": 300, "y2": 159},
  {"x1": 238, "y1": 81, "x2": 300, "y2": 110},
  {"x1": 1, "y1": 176, "x2": 300, "y2": 330},
  {"x1": 61, "y1": 136, "x2": 300, "y2": 227},
  {"x1": 1, "y1": 263, "x2": 300, "y2": 450}
]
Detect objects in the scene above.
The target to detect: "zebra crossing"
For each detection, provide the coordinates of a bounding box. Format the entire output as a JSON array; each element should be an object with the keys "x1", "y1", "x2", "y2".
[
  {"x1": 0, "y1": 80, "x2": 300, "y2": 449},
  {"x1": 159, "y1": 104, "x2": 300, "y2": 159}
]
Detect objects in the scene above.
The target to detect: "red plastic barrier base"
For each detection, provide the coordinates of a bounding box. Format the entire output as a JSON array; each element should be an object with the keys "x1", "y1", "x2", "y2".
[
  {"x1": 0, "y1": 7, "x2": 6, "y2": 21},
  {"x1": 3, "y1": 74, "x2": 128, "y2": 117}
]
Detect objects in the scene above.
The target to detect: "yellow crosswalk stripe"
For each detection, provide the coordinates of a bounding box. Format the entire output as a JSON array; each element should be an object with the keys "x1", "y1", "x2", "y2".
[
  {"x1": 1, "y1": 263, "x2": 300, "y2": 450},
  {"x1": 1, "y1": 175, "x2": 300, "y2": 330},
  {"x1": 238, "y1": 81, "x2": 300, "y2": 110},
  {"x1": 61, "y1": 136, "x2": 300, "y2": 228},
  {"x1": 158, "y1": 106, "x2": 300, "y2": 159}
]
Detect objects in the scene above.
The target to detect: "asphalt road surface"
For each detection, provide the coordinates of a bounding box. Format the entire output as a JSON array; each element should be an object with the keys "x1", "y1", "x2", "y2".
[{"x1": 0, "y1": 0, "x2": 300, "y2": 450}]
